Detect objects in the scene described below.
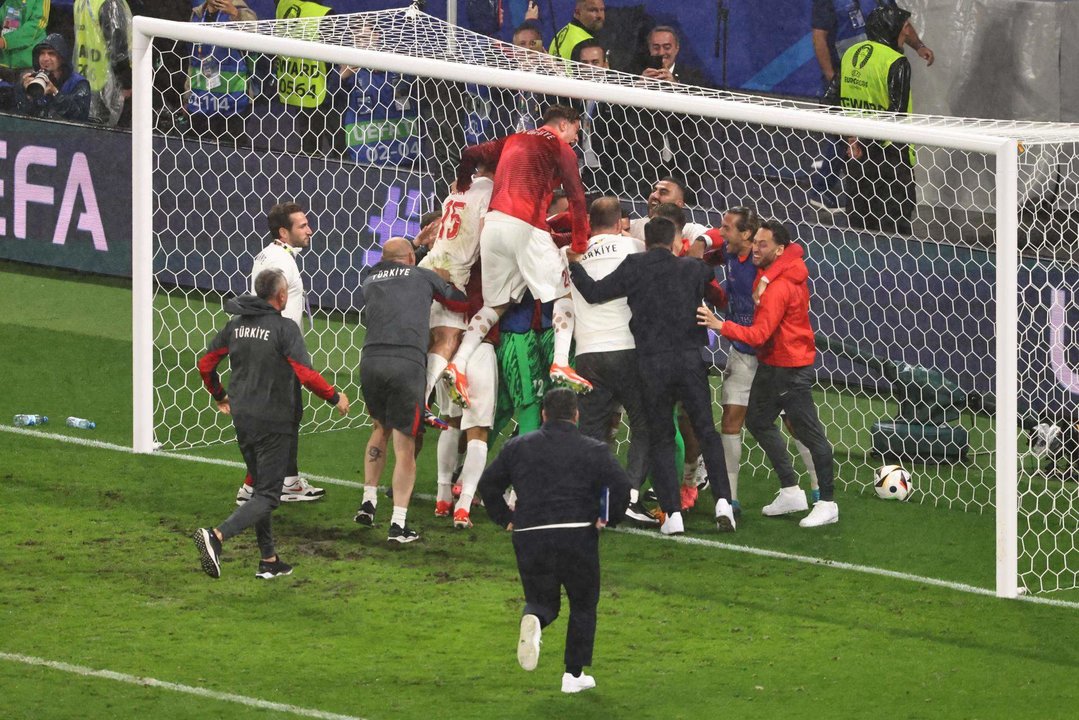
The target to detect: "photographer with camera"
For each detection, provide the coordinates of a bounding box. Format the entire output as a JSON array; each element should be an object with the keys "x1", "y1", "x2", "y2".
[{"x1": 15, "y1": 33, "x2": 91, "y2": 121}]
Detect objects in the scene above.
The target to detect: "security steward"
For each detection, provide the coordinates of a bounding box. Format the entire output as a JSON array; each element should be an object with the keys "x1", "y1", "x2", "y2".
[
  {"x1": 827, "y1": 2, "x2": 915, "y2": 235},
  {"x1": 479, "y1": 387, "x2": 630, "y2": 694},
  {"x1": 193, "y1": 268, "x2": 350, "y2": 580},
  {"x1": 568, "y1": 217, "x2": 736, "y2": 534}
]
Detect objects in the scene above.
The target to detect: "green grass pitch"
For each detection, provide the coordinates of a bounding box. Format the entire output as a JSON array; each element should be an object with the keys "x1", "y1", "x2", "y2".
[{"x1": 3, "y1": 261, "x2": 1079, "y2": 720}]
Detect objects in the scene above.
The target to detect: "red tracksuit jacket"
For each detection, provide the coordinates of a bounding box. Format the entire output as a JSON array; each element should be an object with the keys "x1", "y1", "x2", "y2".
[{"x1": 719, "y1": 254, "x2": 816, "y2": 367}]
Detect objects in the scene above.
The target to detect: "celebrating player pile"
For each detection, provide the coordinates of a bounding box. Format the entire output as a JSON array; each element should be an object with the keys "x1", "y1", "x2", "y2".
[{"x1": 440, "y1": 105, "x2": 594, "y2": 408}]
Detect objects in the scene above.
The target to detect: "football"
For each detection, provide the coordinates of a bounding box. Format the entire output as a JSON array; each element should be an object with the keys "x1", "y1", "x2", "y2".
[{"x1": 874, "y1": 465, "x2": 913, "y2": 501}]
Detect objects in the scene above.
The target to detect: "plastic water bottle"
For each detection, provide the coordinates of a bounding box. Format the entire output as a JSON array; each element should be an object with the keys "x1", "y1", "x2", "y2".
[
  {"x1": 66, "y1": 417, "x2": 96, "y2": 430},
  {"x1": 13, "y1": 414, "x2": 48, "y2": 427}
]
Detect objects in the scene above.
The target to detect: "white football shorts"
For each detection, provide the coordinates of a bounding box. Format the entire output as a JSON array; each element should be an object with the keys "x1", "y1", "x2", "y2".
[
  {"x1": 721, "y1": 349, "x2": 758, "y2": 407},
  {"x1": 480, "y1": 211, "x2": 569, "y2": 306},
  {"x1": 429, "y1": 296, "x2": 468, "y2": 331},
  {"x1": 460, "y1": 343, "x2": 497, "y2": 431}
]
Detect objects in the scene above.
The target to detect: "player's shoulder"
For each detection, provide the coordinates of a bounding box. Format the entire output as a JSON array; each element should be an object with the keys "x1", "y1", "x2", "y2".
[{"x1": 469, "y1": 176, "x2": 494, "y2": 192}]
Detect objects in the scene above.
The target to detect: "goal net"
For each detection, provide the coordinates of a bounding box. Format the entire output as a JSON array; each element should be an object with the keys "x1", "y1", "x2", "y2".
[{"x1": 132, "y1": 7, "x2": 1079, "y2": 597}]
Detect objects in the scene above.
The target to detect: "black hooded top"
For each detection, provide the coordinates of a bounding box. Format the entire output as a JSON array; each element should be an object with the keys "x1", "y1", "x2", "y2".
[
  {"x1": 16, "y1": 32, "x2": 91, "y2": 122},
  {"x1": 197, "y1": 295, "x2": 341, "y2": 433}
]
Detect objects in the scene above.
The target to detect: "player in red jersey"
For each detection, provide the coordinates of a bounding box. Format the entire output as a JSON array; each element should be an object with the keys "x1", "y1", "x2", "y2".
[{"x1": 440, "y1": 105, "x2": 593, "y2": 407}]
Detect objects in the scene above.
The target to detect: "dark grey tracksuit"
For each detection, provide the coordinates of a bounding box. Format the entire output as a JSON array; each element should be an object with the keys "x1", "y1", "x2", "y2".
[
  {"x1": 359, "y1": 259, "x2": 466, "y2": 434},
  {"x1": 570, "y1": 247, "x2": 731, "y2": 517},
  {"x1": 198, "y1": 295, "x2": 340, "y2": 559},
  {"x1": 479, "y1": 420, "x2": 631, "y2": 671}
]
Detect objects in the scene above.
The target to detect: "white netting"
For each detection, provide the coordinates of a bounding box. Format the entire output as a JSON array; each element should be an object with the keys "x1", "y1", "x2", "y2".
[{"x1": 139, "y1": 8, "x2": 1079, "y2": 594}]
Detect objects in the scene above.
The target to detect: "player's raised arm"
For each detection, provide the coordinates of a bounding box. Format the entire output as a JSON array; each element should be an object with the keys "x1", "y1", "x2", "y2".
[{"x1": 557, "y1": 141, "x2": 590, "y2": 253}]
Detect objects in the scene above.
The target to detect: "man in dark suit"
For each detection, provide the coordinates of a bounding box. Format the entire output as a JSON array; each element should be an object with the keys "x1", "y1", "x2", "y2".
[
  {"x1": 568, "y1": 217, "x2": 737, "y2": 535},
  {"x1": 626, "y1": 25, "x2": 711, "y2": 199},
  {"x1": 479, "y1": 388, "x2": 630, "y2": 694}
]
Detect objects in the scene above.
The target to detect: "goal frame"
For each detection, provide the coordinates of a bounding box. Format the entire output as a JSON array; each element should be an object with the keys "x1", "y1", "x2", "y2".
[{"x1": 129, "y1": 14, "x2": 1019, "y2": 598}]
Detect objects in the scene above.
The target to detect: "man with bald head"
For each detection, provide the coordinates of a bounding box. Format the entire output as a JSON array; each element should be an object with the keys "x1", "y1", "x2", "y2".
[
  {"x1": 549, "y1": 0, "x2": 604, "y2": 60},
  {"x1": 356, "y1": 236, "x2": 467, "y2": 543}
]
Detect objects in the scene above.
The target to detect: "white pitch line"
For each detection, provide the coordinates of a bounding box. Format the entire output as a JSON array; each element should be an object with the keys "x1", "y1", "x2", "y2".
[
  {"x1": 0, "y1": 426, "x2": 365, "y2": 490},
  {"x1": 0, "y1": 652, "x2": 365, "y2": 720},
  {"x1": 5, "y1": 424, "x2": 1079, "y2": 609}
]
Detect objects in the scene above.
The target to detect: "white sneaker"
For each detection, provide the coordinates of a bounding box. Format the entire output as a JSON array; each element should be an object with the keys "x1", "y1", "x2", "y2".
[
  {"x1": 714, "y1": 498, "x2": 737, "y2": 532},
  {"x1": 799, "y1": 500, "x2": 839, "y2": 528},
  {"x1": 235, "y1": 483, "x2": 253, "y2": 506},
  {"x1": 694, "y1": 454, "x2": 709, "y2": 491},
  {"x1": 561, "y1": 672, "x2": 597, "y2": 693},
  {"x1": 517, "y1": 614, "x2": 542, "y2": 671},
  {"x1": 660, "y1": 511, "x2": 684, "y2": 535},
  {"x1": 280, "y1": 476, "x2": 325, "y2": 502},
  {"x1": 762, "y1": 486, "x2": 809, "y2": 516}
]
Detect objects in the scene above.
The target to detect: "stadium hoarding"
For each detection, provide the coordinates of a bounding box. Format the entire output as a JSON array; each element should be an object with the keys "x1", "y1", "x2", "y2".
[{"x1": 0, "y1": 114, "x2": 132, "y2": 276}]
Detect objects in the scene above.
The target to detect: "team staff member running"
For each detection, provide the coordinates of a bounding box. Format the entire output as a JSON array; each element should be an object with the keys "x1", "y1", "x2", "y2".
[{"x1": 193, "y1": 269, "x2": 350, "y2": 579}]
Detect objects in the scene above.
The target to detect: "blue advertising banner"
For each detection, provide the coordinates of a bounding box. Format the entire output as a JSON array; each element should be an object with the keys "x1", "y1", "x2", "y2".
[{"x1": 0, "y1": 115, "x2": 132, "y2": 275}]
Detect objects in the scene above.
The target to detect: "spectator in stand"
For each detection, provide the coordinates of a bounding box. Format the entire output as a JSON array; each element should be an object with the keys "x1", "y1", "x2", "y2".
[
  {"x1": 185, "y1": 0, "x2": 257, "y2": 145},
  {"x1": 626, "y1": 26, "x2": 710, "y2": 199},
  {"x1": 338, "y1": 19, "x2": 419, "y2": 165},
  {"x1": 0, "y1": 0, "x2": 48, "y2": 71},
  {"x1": 15, "y1": 33, "x2": 91, "y2": 121},
  {"x1": 640, "y1": 25, "x2": 706, "y2": 86},
  {"x1": 73, "y1": 0, "x2": 133, "y2": 127},
  {"x1": 512, "y1": 18, "x2": 544, "y2": 53},
  {"x1": 570, "y1": 38, "x2": 614, "y2": 194},
  {"x1": 810, "y1": 0, "x2": 932, "y2": 213},
  {"x1": 549, "y1": 0, "x2": 604, "y2": 60}
]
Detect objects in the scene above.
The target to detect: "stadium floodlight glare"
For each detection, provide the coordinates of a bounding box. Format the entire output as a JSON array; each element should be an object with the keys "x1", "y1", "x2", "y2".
[{"x1": 133, "y1": 8, "x2": 1079, "y2": 599}]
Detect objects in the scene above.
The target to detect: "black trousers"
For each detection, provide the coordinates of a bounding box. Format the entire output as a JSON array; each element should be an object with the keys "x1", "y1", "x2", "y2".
[
  {"x1": 847, "y1": 141, "x2": 915, "y2": 236},
  {"x1": 576, "y1": 349, "x2": 650, "y2": 490},
  {"x1": 639, "y1": 349, "x2": 730, "y2": 515},
  {"x1": 512, "y1": 526, "x2": 600, "y2": 670},
  {"x1": 745, "y1": 364, "x2": 835, "y2": 501},
  {"x1": 218, "y1": 424, "x2": 292, "y2": 559}
]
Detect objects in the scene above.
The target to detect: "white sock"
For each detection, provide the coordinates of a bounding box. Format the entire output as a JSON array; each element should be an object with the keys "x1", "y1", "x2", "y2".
[
  {"x1": 436, "y1": 426, "x2": 461, "y2": 492},
  {"x1": 391, "y1": 505, "x2": 408, "y2": 528},
  {"x1": 629, "y1": 487, "x2": 639, "y2": 504},
  {"x1": 426, "y1": 352, "x2": 449, "y2": 404},
  {"x1": 453, "y1": 306, "x2": 499, "y2": 369},
  {"x1": 455, "y1": 439, "x2": 488, "y2": 511},
  {"x1": 551, "y1": 297, "x2": 575, "y2": 367},
  {"x1": 794, "y1": 438, "x2": 819, "y2": 490},
  {"x1": 363, "y1": 485, "x2": 379, "y2": 506},
  {"x1": 721, "y1": 433, "x2": 742, "y2": 500}
]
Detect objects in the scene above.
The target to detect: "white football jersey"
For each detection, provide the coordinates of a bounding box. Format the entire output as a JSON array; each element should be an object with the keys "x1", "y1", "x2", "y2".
[
  {"x1": 251, "y1": 241, "x2": 305, "y2": 330},
  {"x1": 570, "y1": 233, "x2": 645, "y2": 355},
  {"x1": 419, "y1": 176, "x2": 493, "y2": 289}
]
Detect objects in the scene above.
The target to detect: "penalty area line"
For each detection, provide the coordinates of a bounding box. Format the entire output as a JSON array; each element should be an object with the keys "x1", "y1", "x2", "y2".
[
  {"x1": 5, "y1": 425, "x2": 1079, "y2": 609},
  {"x1": 0, "y1": 652, "x2": 366, "y2": 720}
]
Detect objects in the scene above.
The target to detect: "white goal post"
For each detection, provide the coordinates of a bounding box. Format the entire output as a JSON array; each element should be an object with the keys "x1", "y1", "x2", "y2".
[{"x1": 132, "y1": 7, "x2": 1079, "y2": 599}]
